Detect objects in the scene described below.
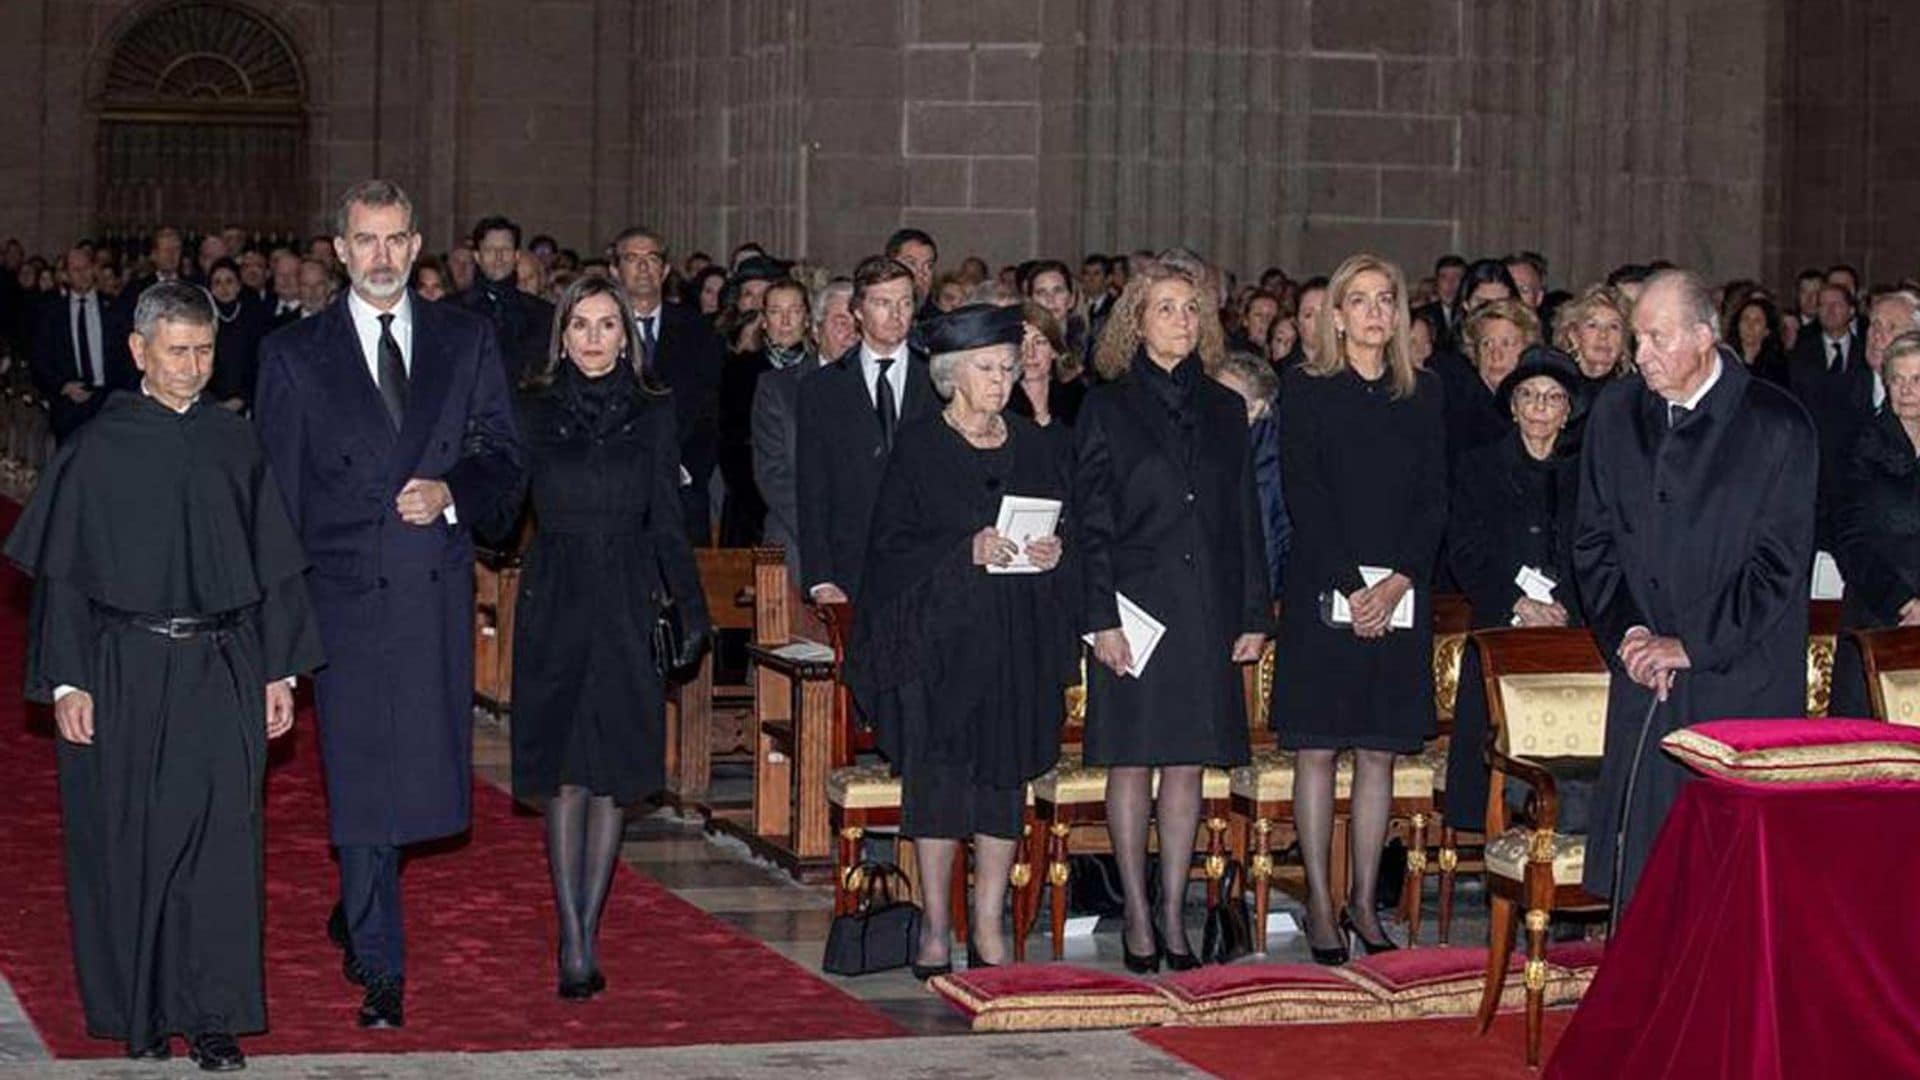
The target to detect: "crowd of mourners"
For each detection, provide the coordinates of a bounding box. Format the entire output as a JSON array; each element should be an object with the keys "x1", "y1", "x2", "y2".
[{"x1": 4, "y1": 193, "x2": 1915, "y2": 1065}]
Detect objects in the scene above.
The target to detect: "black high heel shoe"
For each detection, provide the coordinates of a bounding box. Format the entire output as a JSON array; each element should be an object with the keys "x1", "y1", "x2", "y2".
[
  {"x1": 1121, "y1": 932, "x2": 1162, "y2": 975},
  {"x1": 909, "y1": 958, "x2": 952, "y2": 981},
  {"x1": 965, "y1": 944, "x2": 998, "y2": 970},
  {"x1": 1340, "y1": 906, "x2": 1400, "y2": 955},
  {"x1": 1155, "y1": 924, "x2": 1201, "y2": 972},
  {"x1": 1303, "y1": 912, "x2": 1350, "y2": 966}
]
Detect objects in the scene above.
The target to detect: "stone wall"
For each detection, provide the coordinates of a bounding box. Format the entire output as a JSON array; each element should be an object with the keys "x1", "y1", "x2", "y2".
[{"x1": 1, "y1": 0, "x2": 1911, "y2": 288}]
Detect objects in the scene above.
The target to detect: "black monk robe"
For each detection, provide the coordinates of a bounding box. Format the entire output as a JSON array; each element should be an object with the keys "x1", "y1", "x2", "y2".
[
  {"x1": 1574, "y1": 354, "x2": 1816, "y2": 905},
  {"x1": 4, "y1": 391, "x2": 324, "y2": 1050}
]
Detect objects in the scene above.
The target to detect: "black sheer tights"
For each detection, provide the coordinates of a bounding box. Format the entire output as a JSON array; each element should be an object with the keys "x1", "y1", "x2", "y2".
[
  {"x1": 1106, "y1": 765, "x2": 1203, "y2": 957},
  {"x1": 1294, "y1": 748, "x2": 1396, "y2": 948},
  {"x1": 546, "y1": 785, "x2": 626, "y2": 979}
]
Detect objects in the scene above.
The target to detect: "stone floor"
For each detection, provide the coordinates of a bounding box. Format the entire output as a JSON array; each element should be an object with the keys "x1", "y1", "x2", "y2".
[{"x1": 0, "y1": 710, "x2": 1496, "y2": 1075}]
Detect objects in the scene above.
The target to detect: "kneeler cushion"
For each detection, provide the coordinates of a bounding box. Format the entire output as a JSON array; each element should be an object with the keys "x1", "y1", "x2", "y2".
[
  {"x1": 1341, "y1": 945, "x2": 1596, "y2": 1019},
  {"x1": 1158, "y1": 963, "x2": 1387, "y2": 1025},
  {"x1": 926, "y1": 965, "x2": 1174, "y2": 1032},
  {"x1": 1663, "y1": 718, "x2": 1920, "y2": 787}
]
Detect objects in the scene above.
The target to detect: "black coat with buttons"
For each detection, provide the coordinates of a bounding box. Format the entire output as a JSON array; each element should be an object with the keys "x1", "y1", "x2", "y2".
[
  {"x1": 1573, "y1": 354, "x2": 1816, "y2": 902},
  {"x1": 1272, "y1": 361, "x2": 1447, "y2": 754},
  {"x1": 506, "y1": 365, "x2": 710, "y2": 804},
  {"x1": 1073, "y1": 350, "x2": 1268, "y2": 767}
]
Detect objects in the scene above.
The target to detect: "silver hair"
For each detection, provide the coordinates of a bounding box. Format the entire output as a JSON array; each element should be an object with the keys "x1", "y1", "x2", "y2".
[
  {"x1": 1643, "y1": 268, "x2": 1721, "y2": 344},
  {"x1": 133, "y1": 280, "x2": 215, "y2": 338},
  {"x1": 927, "y1": 342, "x2": 1016, "y2": 400},
  {"x1": 1216, "y1": 349, "x2": 1279, "y2": 403},
  {"x1": 1873, "y1": 289, "x2": 1920, "y2": 332},
  {"x1": 812, "y1": 277, "x2": 853, "y2": 326},
  {"x1": 334, "y1": 178, "x2": 416, "y2": 238}
]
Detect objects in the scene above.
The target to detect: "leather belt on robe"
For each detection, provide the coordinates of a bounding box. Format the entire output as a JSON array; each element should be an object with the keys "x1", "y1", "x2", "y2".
[{"x1": 91, "y1": 602, "x2": 253, "y2": 640}]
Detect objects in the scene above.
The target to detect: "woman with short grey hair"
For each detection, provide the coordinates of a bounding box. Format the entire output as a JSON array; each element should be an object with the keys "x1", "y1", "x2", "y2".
[{"x1": 846, "y1": 303, "x2": 1079, "y2": 977}]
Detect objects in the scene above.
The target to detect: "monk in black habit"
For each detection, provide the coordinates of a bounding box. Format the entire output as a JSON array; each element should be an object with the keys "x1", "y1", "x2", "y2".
[
  {"x1": 1574, "y1": 270, "x2": 1816, "y2": 908},
  {"x1": 5, "y1": 282, "x2": 324, "y2": 1070}
]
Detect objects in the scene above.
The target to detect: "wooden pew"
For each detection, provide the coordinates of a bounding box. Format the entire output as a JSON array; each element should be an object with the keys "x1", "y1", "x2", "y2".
[{"x1": 663, "y1": 547, "x2": 759, "y2": 805}]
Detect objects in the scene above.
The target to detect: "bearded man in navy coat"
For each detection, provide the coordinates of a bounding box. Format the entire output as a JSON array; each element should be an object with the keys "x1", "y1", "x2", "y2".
[{"x1": 256, "y1": 179, "x2": 523, "y2": 1029}]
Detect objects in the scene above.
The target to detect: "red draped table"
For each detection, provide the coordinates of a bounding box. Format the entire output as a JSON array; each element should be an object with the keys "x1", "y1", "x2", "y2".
[{"x1": 1547, "y1": 774, "x2": 1920, "y2": 1079}]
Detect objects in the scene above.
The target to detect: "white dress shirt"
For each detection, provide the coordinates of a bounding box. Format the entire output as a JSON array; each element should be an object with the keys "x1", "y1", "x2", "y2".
[
  {"x1": 69, "y1": 290, "x2": 104, "y2": 386},
  {"x1": 1824, "y1": 333, "x2": 1852, "y2": 371},
  {"x1": 345, "y1": 289, "x2": 457, "y2": 525},
  {"x1": 858, "y1": 341, "x2": 910, "y2": 412}
]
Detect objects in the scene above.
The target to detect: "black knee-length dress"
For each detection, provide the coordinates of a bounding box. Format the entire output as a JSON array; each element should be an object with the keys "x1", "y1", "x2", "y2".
[
  {"x1": 1273, "y1": 362, "x2": 1447, "y2": 753},
  {"x1": 845, "y1": 414, "x2": 1079, "y2": 839}
]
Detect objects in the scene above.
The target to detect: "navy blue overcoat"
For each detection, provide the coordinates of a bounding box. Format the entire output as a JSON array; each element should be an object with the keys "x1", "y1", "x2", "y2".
[{"x1": 256, "y1": 293, "x2": 523, "y2": 846}]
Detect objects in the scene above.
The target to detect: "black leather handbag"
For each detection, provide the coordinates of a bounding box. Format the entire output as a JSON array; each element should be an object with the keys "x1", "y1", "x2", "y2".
[
  {"x1": 650, "y1": 584, "x2": 686, "y2": 678},
  {"x1": 822, "y1": 862, "x2": 923, "y2": 976},
  {"x1": 1202, "y1": 860, "x2": 1255, "y2": 964}
]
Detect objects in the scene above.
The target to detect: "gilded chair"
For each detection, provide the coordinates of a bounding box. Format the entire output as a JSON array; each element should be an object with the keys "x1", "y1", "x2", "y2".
[
  {"x1": 1470, "y1": 627, "x2": 1611, "y2": 1068},
  {"x1": 1808, "y1": 599, "x2": 1840, "y2": 717},
  {"x1": 1021, "y1": 657, "x2": 1247, "y2": 961},
  {"x1": 1229, "y1": 638, "x2": 1439, "y2": 953},
  {"x1": 1414, "y1": 593, "x2": 1474, "y2": 944},
  {"x1": 1850, "y1": 626, "x2": 1920, "y2": 724}
]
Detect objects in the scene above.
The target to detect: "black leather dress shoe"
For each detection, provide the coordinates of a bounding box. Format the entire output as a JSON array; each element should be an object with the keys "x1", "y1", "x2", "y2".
[
  {"x1": 357, "y1": 977, "x2": 405, "y2": 1029},
  {"x1": 187, "y1": 1031, "x2": 246, "y2": 1072},
  {"x1": 127, "y1": 1037, "x2": 171, "y2": 1061}
]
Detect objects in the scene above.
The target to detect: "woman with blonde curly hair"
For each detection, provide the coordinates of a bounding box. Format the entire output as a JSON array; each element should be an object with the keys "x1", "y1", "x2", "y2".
[
  {"x1": 1440, "y1": 297, "x2": 1540, "y2": 467},
  {"x1": 1074, "y1": 259, "x2": 1269, "y2": 971},
  {"x1": 1274, "y1": 252, "x2": 1445, "y2": 963},
  {"x1": 1553, "y1": 283, "x2": 1633, "y2": 390}
]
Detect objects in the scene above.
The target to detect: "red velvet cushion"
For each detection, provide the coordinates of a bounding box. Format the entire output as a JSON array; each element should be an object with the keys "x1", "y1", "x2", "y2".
[
  {"x1": 1344, "y1": 945, "x2": 1590, "y2": 1017},
  {"x1": 1664, "y1": 719, "x2": 1920, "y2": 787},
  {"x1": 1160, "y1": 963, "x2": 1388, "y2": 1025},
  {"x1": 927, "y1": 964, "x2": 1174, "y2": 1032}
]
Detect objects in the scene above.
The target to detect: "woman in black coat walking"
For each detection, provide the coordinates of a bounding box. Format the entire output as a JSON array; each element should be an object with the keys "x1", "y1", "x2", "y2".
[
  {"x1": 1443, "y1": 347, "x2": 1584, "y2": 832},
  {"x1": 508, "y1": 276, "x2": 711, "y2": 999},
  {"x1": 1274, "y1": 253, "x2": 1446, "y2": 963},
  {"x1": 1075, "y1": 261, "x2": 1269, "y2": 972},
  {"x1": 1832, "y1": 332, "x2": 1920, "y2": 717},
  {"x1": 846, "y1": 304, "x2": 1079, "y2": 975}
]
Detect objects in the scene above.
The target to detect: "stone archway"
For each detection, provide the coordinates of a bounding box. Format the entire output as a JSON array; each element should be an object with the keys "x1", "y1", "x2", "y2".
[{"x1": 94, "y1": 0, "x2": 308, "y2": 243}]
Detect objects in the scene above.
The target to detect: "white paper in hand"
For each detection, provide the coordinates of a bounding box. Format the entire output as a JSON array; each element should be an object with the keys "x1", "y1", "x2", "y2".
[
  {"x1": 1081, "y1": 593, "x2": 1166, "y2": 677},
  {"x1": 1811, "y1": 551, "x2": 1846, "y2": 601},
  {"x1": 988, "y1": 495, "x2": 1063, "y2": 575},
  {"x1": 1332, "y1": 566, "x2": 1414, "y2": 629},
  {"x1": 1510, "y1": 566, "x2": 1559, "y2": 625}
]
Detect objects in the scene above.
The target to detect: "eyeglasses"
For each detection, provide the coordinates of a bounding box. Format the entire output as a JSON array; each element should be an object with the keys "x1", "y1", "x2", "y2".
[{"x1": 1514, "y1": 388, "x2": 1570, "y2": 409}]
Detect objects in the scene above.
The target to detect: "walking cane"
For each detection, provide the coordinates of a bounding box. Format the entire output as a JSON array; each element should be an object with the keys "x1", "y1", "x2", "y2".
[{"x1": 1606, "y1": 690, "x2": 1668, "y2": 933}]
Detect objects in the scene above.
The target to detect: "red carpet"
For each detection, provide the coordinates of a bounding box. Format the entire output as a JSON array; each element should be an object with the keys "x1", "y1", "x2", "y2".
[
  {"x1": 1137, "y1": 1011, "x2": 1572, "y2": 1080},
  {"x1": 0, "y1": 499, "x2": 904, "y2": 1057}
]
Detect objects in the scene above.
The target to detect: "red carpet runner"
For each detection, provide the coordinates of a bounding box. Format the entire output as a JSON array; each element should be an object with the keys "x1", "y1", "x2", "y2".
[
  {"x1": 1138, "y1": 1011, "x2": 1572, "y2": 1080},
  {"x1": 0, "y1": 499, "x2": 904, "y2": 1057}
]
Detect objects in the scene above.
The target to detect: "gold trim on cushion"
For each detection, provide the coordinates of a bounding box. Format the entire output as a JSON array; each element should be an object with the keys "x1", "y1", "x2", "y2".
[
  {"x1": 827, "y1": 764, "x2": 902, "y2": 809},
  {"x1": 1485, "y1": 828, "x2": 1585, "y2": 883},
  {"x1": 1880, "y1": 669, "x2": 1920, "y2": 728},
  {"x1": 1495, "y1": 672, "x2": 1610, "y2": 758},
  {"x1": 1662, "y1": 727, "x2": 1920, "y2": 784},
  {"x1": 928, "y1": 976, "x2": 1175, "y2": 1032},
  {"x1": 1807, "y1": 635, "x2": 1837, "y2": 718}
]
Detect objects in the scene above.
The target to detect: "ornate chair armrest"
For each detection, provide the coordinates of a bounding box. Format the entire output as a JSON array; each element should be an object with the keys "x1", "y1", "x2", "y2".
[{"x1": 1487, "y1": 747, "x2": 1563, "y2": 833}]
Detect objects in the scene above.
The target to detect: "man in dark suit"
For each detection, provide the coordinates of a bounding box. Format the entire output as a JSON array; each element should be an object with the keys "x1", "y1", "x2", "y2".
[
  {"x1": 1788, "y1": 280, "x2": 1871, "y2": 549},
  {"x1": 456, "y1": 215, "x2": 554, "y2": 385},
  {"x1": 1575, "y1": 269, "x2": 1816, "y2": 908},
  {"x1": 886, "y1": 228, "x2": 941, "y2": 325},
  {"x1": 796, "y1": 256, "x2": 936, "y2": 604},
  {"x1": 612, "y1": 225, "x2": 722, "y2": 545},
  {"x1": 754, "y1": 278, "x2": 853, "y2": 572},
  {"x1": 31, "y1": 246, "x2": 133, "y2": 441},
  {"x1": 266, "y1": 249, "x2": 306, "y2": 328},
  {"x1": 256, "y1": 179, "x2": 523, "y2": 1030}
]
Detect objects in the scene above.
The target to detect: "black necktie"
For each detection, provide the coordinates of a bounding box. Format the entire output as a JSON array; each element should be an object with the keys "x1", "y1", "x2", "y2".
[
  {"x1": 1667, "y1": 401, "x2": 1690, "y2": 429},
  {"x1": 874, "y1": 357, "x2": 898, "y2": 450},
  {"x1": 73, "y1": 296, "x2": 95, "y2": 386},
  {"x1": 641, "y1": 315, "x2": 658, "y2": 364},
  {"x1": 376, "y1": 313, "x2": 408, "y2": 428},
  {"x1": 1831, "y1": 341, "x2": 1844, "y2": 372}
]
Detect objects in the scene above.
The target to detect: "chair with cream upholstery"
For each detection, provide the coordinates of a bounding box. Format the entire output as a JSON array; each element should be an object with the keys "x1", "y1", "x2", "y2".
[
  {"x1": 1470, "y1": 627, "x2": 1612, "y2": 1068},
  {"x1": 1230, "y1": 641, "x2": 1440, "y2": 953},
  {"x1": 1850, "y1": 626, "x2": 1920, "y2": 725},
  {"x1": 1413, "y1": 593, "x2": 1473, "y2": 945},
  {"x1": 1020, "y1": 657, "x2": 1245, "y2": 961}
]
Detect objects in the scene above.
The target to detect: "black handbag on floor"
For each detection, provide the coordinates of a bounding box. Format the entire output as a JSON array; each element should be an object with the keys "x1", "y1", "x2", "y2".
[
  {"x1": 1201, "y1": 860, "x2": 1255, "y2": 964},
  {"x1": 822, "y1": 862, "x2": 923, "y2": 976}
]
